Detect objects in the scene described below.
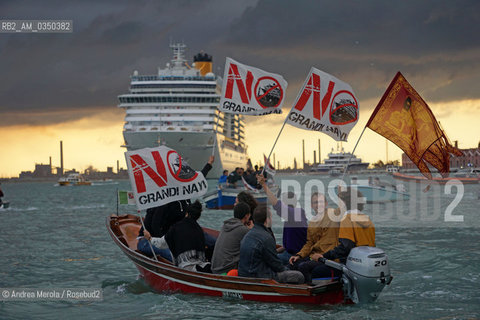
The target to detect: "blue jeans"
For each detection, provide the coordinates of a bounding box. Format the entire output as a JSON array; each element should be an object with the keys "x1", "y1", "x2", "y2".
[
  {"x1": 137, "y1": 238, "x2": 172, "y2": 262},
  {"x1": 277, "y1": 250, "x2": 293, "y2": 265}
]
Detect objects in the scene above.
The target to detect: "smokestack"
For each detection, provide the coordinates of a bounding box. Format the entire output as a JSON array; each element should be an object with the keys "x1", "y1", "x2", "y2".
[
  {"x1": 313, "y1": 150, "x2": 316, "y2": 164},
  {"x1": 273, "y1": 153, "x2": 276, "y2": 169},
  {"x1": 454, "y1": 140, "x2": 458, "y2": 149},
  {"x1": 60, "y1": 141, "x2": 64, "y2": 176},
  {"x1": 318, "y1": 139, "x2": 321, "y2": 164},
  {"x1": 302, "y1": 140, "x2": 305, "y2": 167},
  {"x1": 117, "y1": 160, "x2": 120, "y2": 174}
]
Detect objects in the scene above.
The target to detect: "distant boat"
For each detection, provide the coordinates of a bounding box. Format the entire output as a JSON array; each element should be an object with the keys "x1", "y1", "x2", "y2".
[
  {"x1": 453, "y1": 167, "x2": 480, "y2": 178},
  {"x1": 330, "y1": 184, "x2": 410, "y2": 203},
  {"x1": 312, "y1": 147, "x2": 369, "y2": 173},
  {"x1": 58, "y1": 173, "x2": 92, "y2": 186},
  {"x1": 203, "y1": 187, "x2": 269, "y2": 209},
  {"x1": 393, "y1": 172, "x2": 479, "y2": 185}
]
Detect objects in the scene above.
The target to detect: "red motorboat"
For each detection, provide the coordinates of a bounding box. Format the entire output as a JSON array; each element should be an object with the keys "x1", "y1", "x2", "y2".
[
  {"x1": 107, "y1": 214, "x2": 391, "y2": 304},
  {"x1": 393, "y1": 172, "x2": 479, "y2": 185}
]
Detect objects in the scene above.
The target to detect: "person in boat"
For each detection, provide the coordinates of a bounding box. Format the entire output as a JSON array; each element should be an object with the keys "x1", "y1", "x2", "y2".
[
  {"x1": 297, "y1": 187, "x2": 375, "y2": 283},
  {"x1": 244, "y1": 168, "x2": 259, "y2": 188},
  {"x1": 227, "y1": 167, "x2": 244, "y2": 188},
  {"x1": 165, "y1": 200, "x2": 211, "y2": 273},
  {"x1": 137, "y1": 155, "x2": 215, "y2": 261},
  {"x1": 257, "y1": 174, "x2": 307, "y2": 265},
  {"x1": 238, "y1": 203, "x2": 304, "y2": 284},
  {"x1": 211, "y1": 202, "x2": 253, "y2": 274},
  {"x1": 218, "y1": 170, "x2": 229, "y2": 186},
  {"x1": 289, "y1": 192, "x2": 340, "y2": 269},
  {"x1": 236, "y1": 190, "x2": 276, "y2": 240}
]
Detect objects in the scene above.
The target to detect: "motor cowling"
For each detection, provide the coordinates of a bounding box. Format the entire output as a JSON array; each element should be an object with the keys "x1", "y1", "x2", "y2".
[{"x1": 343, "y1": 246, "x2": 392, "y2": 303}]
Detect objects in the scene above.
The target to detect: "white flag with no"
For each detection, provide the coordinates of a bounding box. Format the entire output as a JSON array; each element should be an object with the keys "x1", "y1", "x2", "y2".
[
  {"x1": 286, "y1": 67, "x2": 359, "y2": 141},
  {"x1": 220, "y1": 57, "x2": 288, "y2": 116},
  {"x1": 125, "y1": 146, "x2": 208, "y2": 211}
]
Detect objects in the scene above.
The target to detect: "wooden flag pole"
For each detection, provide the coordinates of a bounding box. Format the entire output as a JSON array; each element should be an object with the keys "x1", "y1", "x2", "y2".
[
  {"x1": 136, "y1": 210, "x2": 159, "y2": 262},
  {"x1": 211, "y1": 110, "x2": 221, "y2": 156},
  {"x1": 341, "y1": 126, "x2": 367, "y2": 181}
]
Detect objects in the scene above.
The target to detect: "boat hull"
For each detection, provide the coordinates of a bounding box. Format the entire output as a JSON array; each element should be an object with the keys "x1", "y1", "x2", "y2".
[
  {"x1": 393, "y1": 172, "x2": 479, "y2": 185},
  {"x1": 329, "y1": 185, "x2": 410, "y2": 203},
  {"x1": 356, "y1": 185, "x2": 410, "y2": 203},
  {"x1": 107, "y1": 214, "x2": 347, "y2": 305},
  {"x1": 203, "y1": 188, "x2": 268, "y2": 209}
]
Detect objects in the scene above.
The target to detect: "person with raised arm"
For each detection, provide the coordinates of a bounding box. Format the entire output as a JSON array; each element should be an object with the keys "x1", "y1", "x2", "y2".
[{"x1": 257, "y1": 174, "x2": 307, "y2": 265}]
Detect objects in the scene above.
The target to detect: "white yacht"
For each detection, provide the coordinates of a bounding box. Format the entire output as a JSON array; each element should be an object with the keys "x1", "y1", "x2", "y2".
[
  {"x1": 118, "y1": 43, "x2": 248, "y2": 177},
  {"x1": 313, "y1": 146, "x2": 369, "y2": 173}
]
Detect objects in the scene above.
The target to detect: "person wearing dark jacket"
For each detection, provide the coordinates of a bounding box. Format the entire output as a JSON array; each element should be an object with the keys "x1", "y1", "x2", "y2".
[
  {"x1": 227, "y1": 167, "x2": 244, "y2": 187},
  {"x1": 137, "y1": 156, "x2": 214, "y2": 260},
  {"x1": 211, "y1": 202, "x2": 252, "y2": 274},
  {"x1": 165, "y1": 200, "x2": 211, "y2": 272},
  {"x1": 238, "y1": 203, "x2": 304, "y2": 284}
]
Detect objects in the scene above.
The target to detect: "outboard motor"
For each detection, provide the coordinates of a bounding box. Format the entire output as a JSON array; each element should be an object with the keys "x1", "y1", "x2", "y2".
[{"x1": 322, "y1": 246, "x2": 392, "y2": 303}]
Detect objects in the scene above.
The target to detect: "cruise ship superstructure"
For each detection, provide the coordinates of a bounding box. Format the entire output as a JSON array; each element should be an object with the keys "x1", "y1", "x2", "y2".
[{"x1": 118, "y1": 43, "x2": 247, "y2": 177}]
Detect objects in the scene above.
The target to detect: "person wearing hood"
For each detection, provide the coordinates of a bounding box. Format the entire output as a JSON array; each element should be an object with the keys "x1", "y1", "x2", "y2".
[
  {"x1": 211, "y1": 202, "x2": 252, "y2": 274},
  {"x1": 297, "y1": 187, "x2": 375, "y2": 282},
  {"x1": 165, "y1": 200, "x2": 211, "y2": 272}
]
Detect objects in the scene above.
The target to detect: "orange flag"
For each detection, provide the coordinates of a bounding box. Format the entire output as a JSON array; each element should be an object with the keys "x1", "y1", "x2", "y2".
[{"x1": 366, "y1": 72, "x2": 462, "y2": 179}]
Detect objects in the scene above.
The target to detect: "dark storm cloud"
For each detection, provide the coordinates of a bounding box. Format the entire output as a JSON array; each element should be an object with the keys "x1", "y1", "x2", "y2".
[
  {"x1": 0, "y1": 0, "x2": 478, "y2": 126},
  {"x1": 0, "y1": 0, "x2": 258, "y2": 126},
  {"x1": 221, "y1": 0, "x2": 480, "y2": 104}
]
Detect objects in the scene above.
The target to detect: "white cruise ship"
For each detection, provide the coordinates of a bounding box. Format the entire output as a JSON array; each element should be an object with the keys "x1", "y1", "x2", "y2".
[{"x1": 118, "y1": 43, "x2": 248, "y2": 177}]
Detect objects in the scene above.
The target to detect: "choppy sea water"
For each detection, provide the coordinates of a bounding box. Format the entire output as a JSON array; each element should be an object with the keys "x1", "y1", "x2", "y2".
[{"x1": 0, "y1": 174, "x2": 479, "y2": 319}]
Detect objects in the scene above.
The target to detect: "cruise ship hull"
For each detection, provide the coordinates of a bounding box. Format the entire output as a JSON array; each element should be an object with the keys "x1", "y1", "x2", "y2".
[{"x1": 123, "y1": 131, "x2": 247, "y2": 178}]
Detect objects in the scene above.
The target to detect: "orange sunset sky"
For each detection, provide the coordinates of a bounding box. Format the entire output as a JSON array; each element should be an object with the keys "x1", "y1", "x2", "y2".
[
  {"x1": 2, "y1": 98, "x2": 479, "y2": 178},
  {"x1": 1, "y1": 1, "x2": 479, "y2": 178}
]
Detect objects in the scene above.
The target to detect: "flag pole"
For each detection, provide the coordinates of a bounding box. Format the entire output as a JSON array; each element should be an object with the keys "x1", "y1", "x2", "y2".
[
  {"x1": 261, "y1": 112, "x2": 291, "y2": 175},
  {"x1": 341, "y1": 126, "x2": 367, "y2": 181},
  {"x1": 211, "y1": 110, "x2": 221, "y2": 156},
  {"x1": 136, "y1": 210, "x2": 159, "y2": 262}
]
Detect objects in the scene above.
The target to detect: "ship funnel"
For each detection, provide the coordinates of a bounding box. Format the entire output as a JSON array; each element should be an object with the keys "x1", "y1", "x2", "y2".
[{"x1": 193, "y1": 52, "x2": 213, "y2": 76}]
